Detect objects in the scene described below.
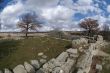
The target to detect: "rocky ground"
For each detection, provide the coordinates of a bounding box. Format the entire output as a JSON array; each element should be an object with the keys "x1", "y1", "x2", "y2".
[{"x1": 0, "y1": 35, "x2": 110, "y2": 73}]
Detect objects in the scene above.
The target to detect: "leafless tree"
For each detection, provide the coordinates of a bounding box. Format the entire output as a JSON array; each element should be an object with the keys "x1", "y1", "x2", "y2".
[
  {"x1": 79, "y1": 18, "x2": 99, "y2": 37},
  {"x1": 17, "y1": 13, "x2": 42, "y2": 38}
]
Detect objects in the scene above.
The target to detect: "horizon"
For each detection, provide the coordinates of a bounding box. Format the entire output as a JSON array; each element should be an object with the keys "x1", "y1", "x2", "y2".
[{"x1": 0, "y1": 0, "x2": 110, "y2": 32}]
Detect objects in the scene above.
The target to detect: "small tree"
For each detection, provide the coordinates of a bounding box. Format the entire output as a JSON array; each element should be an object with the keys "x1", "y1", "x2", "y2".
[
  {"x1": 17, "y1": 12, "x2": 41, "y2": 38},
  {"x1": 79, "y1": 18, "x2": 99, "y2": 37}
]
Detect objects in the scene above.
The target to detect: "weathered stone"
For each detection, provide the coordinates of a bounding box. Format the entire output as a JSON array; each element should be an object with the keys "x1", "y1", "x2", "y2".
[
  {"x1": 38, "y1": 52, "x2": 44, "y2": 56},
  {"x1": 61, "y1": 58, "x2": 75, "y2": 73},
  {"x1": 50, "y1": 59, "x2": 64, "y2": 67},
  {"x1": 72, "y1": 38, "x2": 88, "y2": 48},
  {"x1": 40, "y1": 59, "x2": 47, "y2": 65},
  {"x1": 36, "y1": 68, "x2": 44, "y2": 73},
  {"x1": 0, "y1": 70, "x2": 3, "y2": 73},
  {"x1": 96, "y1": 64, "x2": 102, "y2": 71},
  {"x1": 56, "y1": 52, "x2": 68, "y2": 62},
  {"x1": 43, "y1": 61, "x2": 55, "y2": 72},
  {"x1": 4, "y1": 68, "x2": 12, "y2": 73},
  {"x1": 66, "y1": 48, "x2": 78, "y2": 54},
  {"x1": 52, "y1": 67, "x2": 63, "y2": 73},
  {"x1": 42, "y1": 55, "x2": 47, "y2": 59},
  {"x1": 24, "y1": 62, "x2": 35, "y2": 73},
  {"x1": 97, "y1": 35, "x2": 103, "y2": 41},
  {"x1": 30, "y1": 60, "x2": 40, "y2": 70},
  {"x1": 13, "y1": 65, "x2": 27, "y2": 73}
]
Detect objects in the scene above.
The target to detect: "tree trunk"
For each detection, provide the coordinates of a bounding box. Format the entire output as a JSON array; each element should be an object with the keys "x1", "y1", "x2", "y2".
[
  {"x1": 26, "y1": 32, "x2": 28, "y2": 38},
  {"x1": 25, "y1": 24, "x2": 29, "y2": 39}
]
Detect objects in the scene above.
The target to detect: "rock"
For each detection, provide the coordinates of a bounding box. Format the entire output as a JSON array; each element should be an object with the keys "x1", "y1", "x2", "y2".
[
  {"x1": 36, "y1": 68, "x2": 44, "y2": 73},
  {"x1": 4, "y1": 68, "x2": 12, "y2": 73},
  {"x1": 52, "y1": 67, "x2": 63, "y2": 73},
  {"x1": 66, "y1": 48, "x2": 78, "y2": 54},
  {"x1": 13, "y1": 65, "x2": 27, "y2": 73},
  {"x1": 96, "y1": 64, "x2": 102, "y2": 71},
  {"x1": 38, "y1": 52, "x2": 44, "y2": 56},
  {"x1": 56, "y1": 52, "x2": 68, "y2": 62},
  {"x1": 66, "y1": 48, "x2": 78, "y2": 58},
  {"x1": 24, "y1": 62, "x2": 35, "y2": 73},
  {"x1": 42, "y1": 55, "x2": 47, "y2": 59},
  {"x1": 0, "y1": 70, "x2": 3, "y2": 73},
  {"x1": 30, "y1": 60, "x2": 40, "y2": 70},
  {"x1": 43, "y1": 59, "x2": 56, "y2": 72},
  {"x1": 39, "y1": 59, "x2": 47, "y2": 65},
  {"x1": 97, "y1": 35, "x2": 103, "y2": 41},
  {"x1": 61, "y1": 58, "x2": 75, "y2": 73},
  {"x1": 72, "y1": 38, "x2": 88, "y2": 48},
  {"x1": 50, "y1": 59, "x2": 63, "y2": 67}
]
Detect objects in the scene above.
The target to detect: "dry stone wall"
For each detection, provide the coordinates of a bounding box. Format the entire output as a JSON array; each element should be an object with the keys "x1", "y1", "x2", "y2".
[{"x1": 0, "y1": 48, "x2": 79, "y2": 73}]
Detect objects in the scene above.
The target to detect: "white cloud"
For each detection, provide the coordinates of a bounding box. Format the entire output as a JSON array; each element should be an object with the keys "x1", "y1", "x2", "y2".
[
  {"x1": 107, "y1": 5, "x2": 110, "y2": 13},
  {"x1": 0, "y1": 0, "x2": 109, "y2": 31},
  {"x1": 78, "y1": 0, "x2": 93, "y2": 5},
  {"x1": 41, "y1": 5, "x2": 73, "y2": 20}
]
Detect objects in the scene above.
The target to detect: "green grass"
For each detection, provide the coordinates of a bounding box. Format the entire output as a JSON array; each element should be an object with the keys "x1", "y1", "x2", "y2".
[
  {"x1": 0, "y1": 36, "x2": 71, "y2": 69},
  {"x1": 102, "y1": 43, "x2": 110, "y2": 54},
  {"x1": 101, "y1": 42, "x2": 110, "y2": 73},
  {"x1": 101, "y1": 60, "x2": 110, "y2": 73}
]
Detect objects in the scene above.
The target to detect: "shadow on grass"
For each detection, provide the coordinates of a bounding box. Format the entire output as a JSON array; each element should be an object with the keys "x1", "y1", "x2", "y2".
[{"x1": 0, "y1": 39, "x2": 20, "y2": 59}]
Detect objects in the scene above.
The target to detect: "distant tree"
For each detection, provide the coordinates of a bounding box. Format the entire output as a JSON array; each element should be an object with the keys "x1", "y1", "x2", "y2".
[
  {"x1": 79, "y1": 18, "x2": 99, "y2": 37},
  {"x1": 17, "y1": 12, "x2": 42, "y2": 38}
]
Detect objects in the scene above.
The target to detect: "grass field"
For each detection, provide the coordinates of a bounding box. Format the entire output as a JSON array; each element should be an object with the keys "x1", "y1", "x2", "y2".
[
  {"x1": 101, "y1": 42, "x2": 110, "y2": 73},
  {"x1": 0, "y1": 36, "x2": 71, "y2": 70}
]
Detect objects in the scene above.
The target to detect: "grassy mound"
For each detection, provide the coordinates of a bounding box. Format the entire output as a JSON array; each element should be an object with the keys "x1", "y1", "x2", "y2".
[{"x1": 0, "y1": 36, "x2": 71, "y2": 69}]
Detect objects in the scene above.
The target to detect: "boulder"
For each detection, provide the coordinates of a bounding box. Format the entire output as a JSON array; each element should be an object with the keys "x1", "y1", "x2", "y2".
[
  {"x1": 61, "y1": 58, "x2": 75, "y2": 73},
  {"x1": 36, "y1": 68, "x2": 44, "y2": 73},
  {"x1": 96, "y1": 64, "x2": 102, "y2": 71},
  {"x1": 66, "y1": 48, "x2": 78, "y2": 58},
  {"x1": 13, "y1": 65, "x2": 27, "y2": 73},
  {"x1": 42, "y1": 55, "x2": 47, "y2": 59},
  {"x1": 72, "y1": 38, "x2": 88, "y2": 48},
  {"x1": 43, "y1": 62, "x2": 55, "y2": 72},
  {"x1": 30, "y1": 60, "x2": 40, "y2": 70},
  {"x1": 66, "y1": 48, "x2": 78, "y2": 54},
  {"x1": 50, "y1": 59, "x2": 64, "y2": 67},
  {"x1": 56, "y1": 52, "x2": 68, "y2": 62},
  {"x1": 4, "y1": 68, "x2": 12, "y2": 73},
  {"x1": 0, "y1": 70, "x2": 3, "y2": 73},
  {"x1": 97, "y1": 35, "x2": 103, "y2": 41},
  {"x1": 39, "y1": 59, "x2": 47, "y2": 65},
  {"x1": 24, "y1": 62, "x2": 35, "y2": 73},
  {"x1": 52, "y1": 67, "x2": 63, "y2": 73}
]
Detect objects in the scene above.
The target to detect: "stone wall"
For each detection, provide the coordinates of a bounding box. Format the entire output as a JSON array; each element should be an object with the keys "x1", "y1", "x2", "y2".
[
  {"x1": 0, "y1": 35, "x2": 107, "y2": 73},
  {"x1": 0, "y1": 48, "x2": 79, "y2": 73}
]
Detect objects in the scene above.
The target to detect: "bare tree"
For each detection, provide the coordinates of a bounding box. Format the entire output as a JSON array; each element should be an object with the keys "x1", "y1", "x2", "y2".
[
  {"x1": 17, "y1": 12, "x2": 42, "y2": 38},
  {"x1": 79, "y1": 18, "x2": 99, "y2": 37}
]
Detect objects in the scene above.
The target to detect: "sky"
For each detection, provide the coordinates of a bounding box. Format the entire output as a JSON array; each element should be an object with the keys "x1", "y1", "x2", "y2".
[{"x1": 0, "y1": 0, "x2": 110, "y2": 32}]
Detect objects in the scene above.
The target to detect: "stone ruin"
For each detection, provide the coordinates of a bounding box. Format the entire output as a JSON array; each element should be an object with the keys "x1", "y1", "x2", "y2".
[{"x1": 0, "y1": 35, "x2": 108, "y2": 73}]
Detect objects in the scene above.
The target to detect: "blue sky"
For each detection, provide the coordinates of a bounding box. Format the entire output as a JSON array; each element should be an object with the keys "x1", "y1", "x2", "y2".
[{"x1": 0, "y1": 0, "x2": 110, "y2": 31}]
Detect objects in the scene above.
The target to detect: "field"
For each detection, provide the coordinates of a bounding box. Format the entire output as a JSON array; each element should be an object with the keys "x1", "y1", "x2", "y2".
[
  {"x1": 0, "y1": 36, "x2": 71, "y2": 69},
  {"x1": 101, "y1": 42, "x2": 110, "y2": 73}
]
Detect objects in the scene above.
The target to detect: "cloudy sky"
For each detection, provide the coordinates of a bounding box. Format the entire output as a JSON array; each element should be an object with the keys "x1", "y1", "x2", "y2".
[{"x1": 0, "y1": 0, "x2": 110, "y2": 32}]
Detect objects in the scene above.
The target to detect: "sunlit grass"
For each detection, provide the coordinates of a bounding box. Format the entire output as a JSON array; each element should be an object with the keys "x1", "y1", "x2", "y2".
[{"x1": 0, "y1": 36, "x2": 71, "y2": 69}]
